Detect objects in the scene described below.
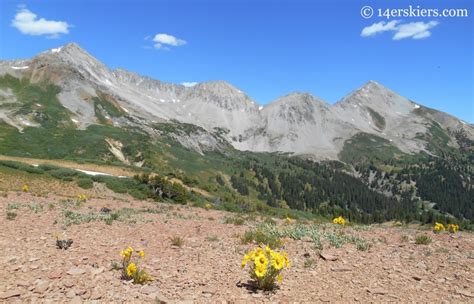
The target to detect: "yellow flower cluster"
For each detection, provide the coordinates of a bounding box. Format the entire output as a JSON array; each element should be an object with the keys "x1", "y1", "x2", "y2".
[
  {"x1": 333, "y1": 216, "x2": 346, "y2": 225},
  {"x1": 120, "y1": 246, "x2": 134, "y2": 259},
  {"x1": 447, "y1": 224, "x2": 459, "y2": 233},
  {"x1": 284, "y1": 217, "x2": 294, "y2": 224},
  {"x1": 434, "y1": 222, "x2": 459, "y2": 233},
  {"x1": 204, "y1": 203, "x2": 213, "y2": 210},
  {"x1": 22, "y1": 185, "x2": 29, "y2": 192},
  {"x1": 241, "y1": 246, "x2": 290, "y2": 290},
  {"x1": 119, "y1": 247, "x2": 152, "y2": 284},
  {"x1": 433, "y1": 222, "x2": 445, "y2": 232},
  {"x1": 77, "y1": 194, "x2": 87, "y2": 202}
]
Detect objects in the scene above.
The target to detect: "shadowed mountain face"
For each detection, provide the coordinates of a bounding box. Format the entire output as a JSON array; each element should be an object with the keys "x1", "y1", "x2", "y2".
[{"x1": 0, "y1": 43, "x2": 472, "y2": 160}]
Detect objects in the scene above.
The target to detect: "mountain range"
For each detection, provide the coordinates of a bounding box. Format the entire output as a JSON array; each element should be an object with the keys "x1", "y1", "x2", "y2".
[{"x1": 0, "y1": 42, "x2": 473, "y2": 161}]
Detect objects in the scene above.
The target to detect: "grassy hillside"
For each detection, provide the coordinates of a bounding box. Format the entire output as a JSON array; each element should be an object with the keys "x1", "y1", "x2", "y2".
[{"x1": 0, "y1": 74, "x2": 473, "y2": 228}]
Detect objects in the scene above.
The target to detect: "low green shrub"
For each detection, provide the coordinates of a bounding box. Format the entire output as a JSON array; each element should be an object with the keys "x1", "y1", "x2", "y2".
[{"x1": 77, "y1": 177, "x2": 93, "y2": 189}]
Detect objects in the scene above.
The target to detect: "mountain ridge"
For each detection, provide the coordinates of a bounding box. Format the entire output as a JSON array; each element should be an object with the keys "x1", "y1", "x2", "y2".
[{"x1": 0, "y1": 43, "x2": 472, "y2": 160}]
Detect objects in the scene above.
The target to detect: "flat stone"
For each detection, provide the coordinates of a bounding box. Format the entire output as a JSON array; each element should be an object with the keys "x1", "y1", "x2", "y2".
[
  {"x1": 320, "y1": 252, "x2": 338, "y2": 261},
  {"x1": 331, "y1": 266, "x2": 351, "y2": 272},
  {"x1": 367, "y1": 288, "x2": 388, "y2": 295},
  {"x1": 48, "y1": 269, "x2": 63, "y2": 279},
  {"x1": 67, "y1": 267, "x2": 86, "y2": 276},
  {"x1": 90, "y1": 289, "x2": 103, "y2": 300},
  {"x1": 412, "y1": 275, "x2": 422, "y2": 281},
  {"x1": 8, "y1": 256, "x2": 19, "y2": 263},
  {"x1": 0, "y1": 290, "x2": 22, "y2": 299},
  {"x1": 457, "y1": 290, "x2": 474, "y2": 298},
  {"x1": 141, "y1": 285, "x2": 159, "y2": 295},
  {"x1": 66, "y1": 290, "x2": 76, "y2": 298},
  {"x1": 35, "y1": 280, "x2": 50, "y2": 293},
  {"x1": 91, "y1": 267, "x2": 105, "y2": 275},
  {"x1": 154, "y1": 293, "x2": 171, "y2": 304}
]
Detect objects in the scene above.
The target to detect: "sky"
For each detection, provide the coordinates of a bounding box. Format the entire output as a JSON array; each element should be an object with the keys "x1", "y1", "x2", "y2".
[{"x1": 0, "y1": 0, "x2": 473, "y2": 122}]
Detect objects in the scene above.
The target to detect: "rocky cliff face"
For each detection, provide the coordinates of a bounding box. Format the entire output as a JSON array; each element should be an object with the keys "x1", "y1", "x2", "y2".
[{"x1": 0, "y1": 43, "x2": 472, "y2": 160}]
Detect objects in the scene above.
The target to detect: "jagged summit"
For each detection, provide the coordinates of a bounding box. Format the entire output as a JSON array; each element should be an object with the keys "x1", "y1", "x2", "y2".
[
  {"x1": 268, "y1": 92, "x2": 327, "y2": 108},
  {"x1": 186, "y1": 80, "x2": 258, "y2": 111},
  {"x1": 0, "y1": 43, "x2": 472, "y2": 160}
]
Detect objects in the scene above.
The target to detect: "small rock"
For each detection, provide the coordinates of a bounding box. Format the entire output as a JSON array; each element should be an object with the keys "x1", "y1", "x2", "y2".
[
  {"x1": 331, "y1": 266, "x2": 351, "y2": 272},
  {"x1": 252, "y1": 293, "x2": 262, "y2": 298},
  {"x1": 90, "y1": 288, "x2": 103, "y2": 300},
  {"x1": 35, "y1": 280, "x2": 50, "y2": 293},
  {"x1": 412, "y1": 275, "x2": 422, "y2": 281},
  {"x1": 154, "y1": 293, "x2": 170, "y2": 304},
  {"x1": 457, "y1": 290, "x2": 474, "y2": 298},
  {"x1": 8, "y1": 256, "x2": 19, "y2": 263},
  {"x1": 141, "y1": 285, "x2": 159, "y2": 295},
  {"x1": 320, "y1": 253, "x2": 338, "y2": 261},
  {"x1": 0, "y1": 290, "x2": 21, "y2": 299},
  {"x1": 48, "y1": 269, "x2": 63, "y2": 279},
  {"x1": 66, "y1": 290, "x2": 76, "y2": 298},
  {"x1": 75, "y1": 289, "x2": 87, "y2": 296},
  {"x1": 415, "y1": 261, "x2": 426, "y2": 269},
  {"x1": 63, "y1": 281, "x2": 75, "y2": 288},
  {"x1": 91, "y1": 267, "x2": 105, "y2": 275},
  {"x1": 367, "y1": 288, "x2": 388, "y2": 295},
  {"x1": 67, "y1": 267, "x2": 86, "y2": 276}
]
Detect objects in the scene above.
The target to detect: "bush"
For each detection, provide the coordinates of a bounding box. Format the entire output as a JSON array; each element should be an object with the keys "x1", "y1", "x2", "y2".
[
  {"x1": 0, "y1": 160, "x2": 44, "y2": 174},
  {"x1": 77, "y1": 178, "x2": 93, "y2": 189},
  {"x1": 49, "y1": 168, "x2": 82, "y2": 181},
  {"x1": 224, "y1": 216, "x2": 245, "y2": 225},
  {"x1": 6, "y1": 211, "x2": 17, "y2": 220},
  {"x1": 170, "y1": 236, "x2": 185, "y2": 247},
  {"x1": 415, "y1": 234, "x2": 432, "y2": 245}
]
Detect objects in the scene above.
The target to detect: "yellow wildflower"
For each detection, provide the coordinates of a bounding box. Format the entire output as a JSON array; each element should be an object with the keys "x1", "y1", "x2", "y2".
[
  {"x1": 446, "y1": 223, "x2": 459, "y2": 233},
  {"x1": 126, "y1": 263, "x2": 137, "y2": 276},
  {"x1": 138, "y1": 250, "x2": 145, "y2": 258},
  {"x1": 271, "y1": 253, "x2": 284, "y2": 270},
  {"x1": 277, "y1": 274, "x2": 283, "y2": 283},
  {"x1": 254, "y1": 253, "x2": 268, "y2": 269},
  {"x1": 254, "y1": 265, "x2": 266, "y2": 278},
  {"x1": 333, "y1": 216, "x2": 346, "y2": 225},
  {"x1": 120, "y1": 246, "x2": 133, "y2": 259},
  {"x1": 22, "y1": 185, "x2": 29, "y2": 192},
  {"x1": 241, "y1": 253, "x2": 251, "y2": 268},
  {"x1": 433, "y1": 222, "x2": 446, "y2": 232}
]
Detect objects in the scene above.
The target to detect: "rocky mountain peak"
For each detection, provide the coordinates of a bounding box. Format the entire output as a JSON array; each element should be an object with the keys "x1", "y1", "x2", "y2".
[{"x1": 187, "y1": 81, "x2": 258, "y2": 111}]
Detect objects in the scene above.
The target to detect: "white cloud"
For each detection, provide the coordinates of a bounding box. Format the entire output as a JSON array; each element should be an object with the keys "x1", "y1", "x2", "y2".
[
  {"x1": 181, "y1": 82, "x2": 198, "y2": 87},
  {"x1": 152, "y1": 33, "x2": 186, "y2": 50},
  {"x1": 361, "y1": 20, "x2": 400, "y2": 37},
  {"x1": 11, "y1": 7, "x2": 70, "y2": 38},
  {"x1": 361, "y1": 20, "x2": 439, "y2": 41},
  {"x1": 392, "y1": 21, "x2": 439, "y2": 40}
]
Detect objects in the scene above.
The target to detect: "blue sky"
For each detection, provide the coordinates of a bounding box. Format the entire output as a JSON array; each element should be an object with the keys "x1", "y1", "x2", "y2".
[{"x1": 1, "y1": 0, "x2": 473, "y2": 122}]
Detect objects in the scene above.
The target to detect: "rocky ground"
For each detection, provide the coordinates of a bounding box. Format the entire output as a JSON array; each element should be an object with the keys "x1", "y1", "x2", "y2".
[{"x1": 0, "y1": 192, "x2": 473, "y2": 303}]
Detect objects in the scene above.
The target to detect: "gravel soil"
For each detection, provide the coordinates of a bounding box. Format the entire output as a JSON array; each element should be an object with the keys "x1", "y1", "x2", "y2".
[{"x1": 0, "y1": 192, "x2": 473, "y2": 303}]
